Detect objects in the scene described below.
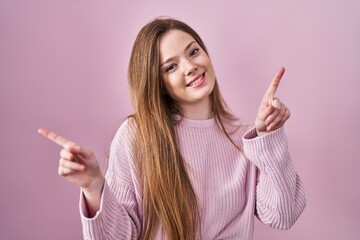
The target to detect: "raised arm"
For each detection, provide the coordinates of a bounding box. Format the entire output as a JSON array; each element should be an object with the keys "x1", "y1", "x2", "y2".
[{"x1": 244, "y1": 67, "x2": 306, "y2": 229}]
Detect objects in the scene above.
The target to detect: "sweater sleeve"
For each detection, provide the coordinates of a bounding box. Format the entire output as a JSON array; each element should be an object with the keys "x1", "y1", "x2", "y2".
[
  {"x1": 242, "y1": 126, "x2": 306, "y2": 229},
  {"x1": 79, "y1": 120, "x2": 142, "y2": 239}
]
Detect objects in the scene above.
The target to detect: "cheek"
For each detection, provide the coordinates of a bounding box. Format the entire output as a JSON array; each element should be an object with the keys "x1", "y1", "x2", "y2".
[
  {"x1": 164, "y1": 74, "x2": 184, "y2": 92},
  {"x1": 207, "y1": 61, "x2": 216, "y2": 77},
  {"x1": 197, "y1": 55, "x2": 216, "y2": 77}
]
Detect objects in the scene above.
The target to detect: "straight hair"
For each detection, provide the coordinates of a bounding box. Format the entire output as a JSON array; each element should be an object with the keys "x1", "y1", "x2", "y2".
[{"x1": 128, "y1": 17, "x2": 241, "y2": 239}]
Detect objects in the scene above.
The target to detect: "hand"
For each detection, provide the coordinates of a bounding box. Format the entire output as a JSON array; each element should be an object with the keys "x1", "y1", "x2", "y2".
[
  {"x1": 38, "y1": 128, "x2": 104, "y2": 194},
  {"x1": 255, "y1": 67, "x2": 291, "y2": 136}
]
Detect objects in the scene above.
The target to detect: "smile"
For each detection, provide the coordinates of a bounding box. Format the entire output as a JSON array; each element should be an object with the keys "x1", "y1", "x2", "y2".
[{"x1": 187, "y1": 73, "x2": 205, "y2": 87}]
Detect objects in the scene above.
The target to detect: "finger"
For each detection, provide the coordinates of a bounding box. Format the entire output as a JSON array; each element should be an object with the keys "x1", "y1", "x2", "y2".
[
  {"x1": 59, "y1": 158, "x2": 85, "y2": 171},
  {"x1": 38, "y1": 128, "x2": 93, "y2": 159},
  {"x1": 38, "y1": 128, "x2": 75, "y2": 149},
  {"x1": 265, "y1": 108, "x2": 280, "y2": 126},
  {"x1": 58, "y1": 165, "x2": 77, "y2": 176},
  {"x1": 68, "y1": 145, "x2": 94, "y2": 159},
  {"x1": 280, "y1": 108, "x2": 291, "y2": 124},
  {"x1": 267, "y1": 106, "x2": 288, "y2": 131},
  {"x1": 60, "y1": 149, "x2": 75, "y2": 161},
  {"x1": 258, "y1": 104, "x2": 276, "y2": 122},
  {"x1": 262, "y1": 67, "x2": 285, "y2": 104},
  {"x1": 264, "y1": 99, "x2": 281, "y2": 125}
]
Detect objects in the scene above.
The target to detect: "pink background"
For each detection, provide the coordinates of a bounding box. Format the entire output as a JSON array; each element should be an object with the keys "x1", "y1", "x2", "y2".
[{"x1": 1, "y1": 0, "x2": 359, "y2": 239}]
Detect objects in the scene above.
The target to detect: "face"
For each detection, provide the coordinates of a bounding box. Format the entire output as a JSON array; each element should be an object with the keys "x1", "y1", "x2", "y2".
[{"x1": 159, "y1": 29, "x2": 216, "y2": 114}]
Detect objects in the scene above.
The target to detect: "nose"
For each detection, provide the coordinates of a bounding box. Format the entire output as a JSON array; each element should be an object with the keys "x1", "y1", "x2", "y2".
[{"x1": 183, "y1": 59, "x2": 198, "y2": 76}]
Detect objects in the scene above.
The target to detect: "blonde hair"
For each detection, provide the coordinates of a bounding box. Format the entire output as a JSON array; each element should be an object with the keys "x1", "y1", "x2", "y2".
[{"x1": 128, "y1": 17, "x2": 240, "y2": 239}]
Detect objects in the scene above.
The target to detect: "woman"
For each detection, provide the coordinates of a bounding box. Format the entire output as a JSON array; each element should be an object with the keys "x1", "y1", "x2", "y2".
[{"x1": 38, "y1": 18, "x2": 306, "y2": 239}]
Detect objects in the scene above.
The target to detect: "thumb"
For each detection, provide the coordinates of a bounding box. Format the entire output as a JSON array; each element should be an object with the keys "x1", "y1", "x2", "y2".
[
  {"x1": 270, "y1": 98, "x2": 281, "y2": 108},
  {"x1": 65, "y1": 143, "x2": 93, "y2": 159}
]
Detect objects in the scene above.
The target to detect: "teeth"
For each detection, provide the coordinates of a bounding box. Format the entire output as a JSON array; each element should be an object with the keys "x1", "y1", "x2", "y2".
[{"x1": 188, "y1": 75, "x2": 203, "y2": 86}]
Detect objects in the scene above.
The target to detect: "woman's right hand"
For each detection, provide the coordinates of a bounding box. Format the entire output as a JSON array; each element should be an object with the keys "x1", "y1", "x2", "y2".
[{"x1": 38, "y1": 128, "x2": 104, "y2": 197}]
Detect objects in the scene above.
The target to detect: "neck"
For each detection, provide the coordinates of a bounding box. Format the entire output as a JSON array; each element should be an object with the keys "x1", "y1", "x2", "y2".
[{"x1": 180, "y1": 98, "x2": 213, "y2": 120}]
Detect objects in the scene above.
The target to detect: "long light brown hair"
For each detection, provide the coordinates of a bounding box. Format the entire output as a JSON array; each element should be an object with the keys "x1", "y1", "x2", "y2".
[{"x1": 128, "y1": 17, "x2": 240, "y2": 240}]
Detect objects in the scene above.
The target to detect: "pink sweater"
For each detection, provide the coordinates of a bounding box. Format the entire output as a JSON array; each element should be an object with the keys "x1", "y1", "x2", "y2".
[{"x1": 79, "y1": 117, "x2": 306, "y2": 239}]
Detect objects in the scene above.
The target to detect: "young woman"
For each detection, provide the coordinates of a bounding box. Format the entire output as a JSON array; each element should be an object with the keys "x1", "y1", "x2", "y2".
[{"x1": 38, "y1": 18, "x2": 306, "y2": 240}]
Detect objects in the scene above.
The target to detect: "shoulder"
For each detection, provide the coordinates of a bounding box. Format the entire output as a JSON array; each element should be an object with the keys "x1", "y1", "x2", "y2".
[
  {"x1": 116, "y1": 116, "x2": 138, "y2": 135},
  {"x1": 107, "y1": 116, "x2": 141, "y2": 174},
  {"x1": 106, "y1": 117, "x2": 142, "y2": 188},
  {"x1": 111, "y1": 116, "x2": 139, "y2": 153}
]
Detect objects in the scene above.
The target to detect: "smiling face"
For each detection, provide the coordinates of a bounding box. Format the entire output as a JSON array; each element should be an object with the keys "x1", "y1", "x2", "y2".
[{"x1": 159, "y1": 29, "x2": 216, "y2": 119}]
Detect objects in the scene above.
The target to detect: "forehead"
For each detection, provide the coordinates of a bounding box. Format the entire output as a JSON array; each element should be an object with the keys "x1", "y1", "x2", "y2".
[{"x1": 159, "y1": 30, "x2": 196, "y2": 59}]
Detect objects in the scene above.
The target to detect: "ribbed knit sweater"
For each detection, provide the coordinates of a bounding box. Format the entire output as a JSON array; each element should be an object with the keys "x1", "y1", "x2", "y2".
[{"x1": 79, "y1": 117, "x2": 306, "y2": 239}]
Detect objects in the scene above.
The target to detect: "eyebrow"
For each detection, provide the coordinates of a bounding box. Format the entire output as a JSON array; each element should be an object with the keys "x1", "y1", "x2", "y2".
[{"x1": 160, "y1": 40, "x2": 197, "y2": 67}]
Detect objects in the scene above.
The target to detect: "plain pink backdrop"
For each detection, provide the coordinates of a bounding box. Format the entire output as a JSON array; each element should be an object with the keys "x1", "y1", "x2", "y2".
[{"x1": 1, "y1": 0, "x2": 359, "y2": 239}]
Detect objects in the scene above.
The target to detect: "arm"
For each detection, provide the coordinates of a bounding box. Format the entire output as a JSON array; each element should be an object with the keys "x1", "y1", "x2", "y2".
[
  {"x1": 79, "y1": 120, "x2": 142, "y2": 239},
  {"x1": 243, "y1": 127, "x2": 306, "y2": 229},
  {"x1": 38, "y1": 119, "x2": 142, "y2": 239},
  {"x1": 38, "y1": 128, "x2": 106, "y2": 217},
  {"x1": 80, "y1": 172, "x2": 141, "y2": 240},
  {"x1": 245, "y1": 67, "x2": 306, "y2": 228}
]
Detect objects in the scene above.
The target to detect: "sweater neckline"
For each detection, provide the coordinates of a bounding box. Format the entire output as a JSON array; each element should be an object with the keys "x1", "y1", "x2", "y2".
[{"x1": 173, "y1": 115, "x2": 217, "y2": 128}]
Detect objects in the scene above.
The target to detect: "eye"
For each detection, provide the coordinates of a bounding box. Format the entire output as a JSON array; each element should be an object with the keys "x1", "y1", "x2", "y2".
[
  {"x1": 165, "y1": 64, "x2": 177, "y2": 72},
  {"x1": 190, "y1": 48, "x2": 199, "y2": 56}
]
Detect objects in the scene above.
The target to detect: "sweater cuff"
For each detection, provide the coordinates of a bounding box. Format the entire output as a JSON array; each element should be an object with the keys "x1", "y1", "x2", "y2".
[
  {"x1": 79, "y1": 182, "x2": 110, "y2": 239},
  {"x1": 242, "y1": 126, "x2": 289, "y2": 171},
  {"x1": 79, "y1": 182, "x2": 106, "y2": 220},
  {"x1": 243, "y1": 126, "x2": 287, "y2": 146}
]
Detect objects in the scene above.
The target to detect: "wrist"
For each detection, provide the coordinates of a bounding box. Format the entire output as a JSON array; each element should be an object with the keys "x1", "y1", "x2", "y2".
[
  {"x1": 81, "y1": 175, "x2": 104, "y2": 218},
  {"x1": 256, "y1": 129, "x2": 268, "y2": 137},
  {"x1": 81, "y1": 175, "x2": 105, "y2": 197}
]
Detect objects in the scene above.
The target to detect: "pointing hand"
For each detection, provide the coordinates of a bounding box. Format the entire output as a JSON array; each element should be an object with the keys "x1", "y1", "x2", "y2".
[
  {"x1": 38, "y1": 128, "x2": 104, "y2": 193},
  {"x1": 255, "y1": 67, "x2": 291, "y2": 136}
]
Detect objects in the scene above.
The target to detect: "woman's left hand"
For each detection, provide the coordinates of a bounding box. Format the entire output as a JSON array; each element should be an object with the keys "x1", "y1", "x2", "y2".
[{"x1": 255, "y1": 67, "x2": 291, "y2": 137}]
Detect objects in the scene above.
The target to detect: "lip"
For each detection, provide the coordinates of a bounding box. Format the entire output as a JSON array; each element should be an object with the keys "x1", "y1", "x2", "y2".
[{"x1": 186, "y1": 73, "x2": 206, "y2": 87}]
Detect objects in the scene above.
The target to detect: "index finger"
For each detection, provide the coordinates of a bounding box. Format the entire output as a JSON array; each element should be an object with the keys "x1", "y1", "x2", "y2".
[
  {"x1": 262, "y1": 67, "x2": 285, "y2": 103},
  {"x1": 38, "y1": 128, "x2": 74, "y2": 149}
]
